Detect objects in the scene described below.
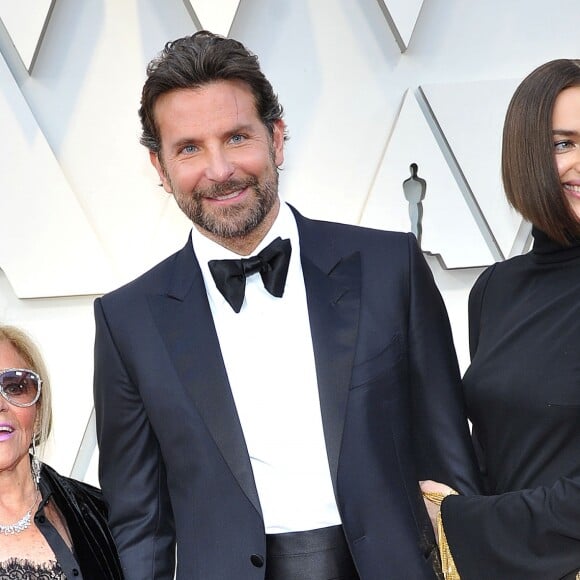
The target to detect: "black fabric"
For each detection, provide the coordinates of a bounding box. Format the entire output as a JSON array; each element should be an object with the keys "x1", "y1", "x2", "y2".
[
  {"x1": 208, "y1": 236, "x2": 291, "y2": 312},
  {"x1": 265, "y1": 525, "x2": 359, "y2": 580},
  {"x1": 40, "y1": 464, "x2": 124, "y2": 580},
  {"x1": 442, "y1": 228, "x2": 580, "y2": 579}
]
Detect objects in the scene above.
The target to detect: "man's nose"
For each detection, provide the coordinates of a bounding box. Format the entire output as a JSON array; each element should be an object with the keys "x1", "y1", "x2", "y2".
[{"x1": 204, "y1": 147, "x2": 235, "y2": 182}]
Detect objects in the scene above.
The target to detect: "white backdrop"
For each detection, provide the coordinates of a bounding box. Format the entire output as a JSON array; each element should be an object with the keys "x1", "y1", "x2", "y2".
[{"x1": 0, "y1": 0, "x2": 578, "y2": 482}]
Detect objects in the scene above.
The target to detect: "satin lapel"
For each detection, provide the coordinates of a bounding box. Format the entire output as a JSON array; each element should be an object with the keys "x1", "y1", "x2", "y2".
[
  {"x1": 147, "y1": 239, "x2": 262, "y2": 517},
  {"x1": 299, "y1": 228, "x2": 361, "y2": 491}
]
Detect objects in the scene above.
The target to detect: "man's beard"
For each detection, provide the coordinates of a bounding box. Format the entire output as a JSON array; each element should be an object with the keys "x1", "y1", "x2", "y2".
[{"x1": 169, "y1": 168, "x2": 279, "y2": 240}]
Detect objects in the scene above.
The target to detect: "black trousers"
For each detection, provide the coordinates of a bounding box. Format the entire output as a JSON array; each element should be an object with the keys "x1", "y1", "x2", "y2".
[{"x1": 265, "y1": 525, "x2": 360, "y2": 580}]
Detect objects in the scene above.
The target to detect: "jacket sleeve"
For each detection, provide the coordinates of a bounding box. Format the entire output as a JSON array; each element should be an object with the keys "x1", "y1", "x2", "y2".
[
  {"x1": 442, "y1": 479, "x2": 580, "y2": 579},
  {"x1": 406, "y1": 234, "x2": 481, "y2": 495},
  {"x1": 466, "y1": 264, "x2": 496, "y2": 360},
  {"x1": 93, "y1": 297, "x2": 176, "y2": 580}
]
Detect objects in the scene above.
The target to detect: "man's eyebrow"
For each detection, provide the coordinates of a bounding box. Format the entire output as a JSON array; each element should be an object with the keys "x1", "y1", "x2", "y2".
[
  {"x1": 227, "y1": 123, "x2": 255, "y2": 134},
  {"x1": 173, "y1": 138, "x2": 196, "y2": 147}
]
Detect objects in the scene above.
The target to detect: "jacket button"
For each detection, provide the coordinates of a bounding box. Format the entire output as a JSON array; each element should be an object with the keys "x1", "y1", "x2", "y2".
[
  {"x1": 250, "y1": 554, "x2": 264, "y2": 567},
  {"x1": 72, "y1": 569, "x2": 79, "y2": 576}
]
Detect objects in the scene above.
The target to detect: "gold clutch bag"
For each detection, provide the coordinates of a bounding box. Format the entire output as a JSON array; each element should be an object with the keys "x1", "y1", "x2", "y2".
[{"x1": 422, "y1": 490, "x2": 460, "y2": 580}]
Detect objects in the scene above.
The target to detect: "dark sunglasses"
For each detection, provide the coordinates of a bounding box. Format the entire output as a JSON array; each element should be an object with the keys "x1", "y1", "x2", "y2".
[{"x1": 0, "y1": 369, "x2": 42, "y2": 407}]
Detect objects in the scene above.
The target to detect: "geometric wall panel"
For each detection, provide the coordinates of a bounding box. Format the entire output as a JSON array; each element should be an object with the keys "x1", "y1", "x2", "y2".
[
  {"x1": 182, "y1": 0, "x2": 240, "y2": 36},
  {"x1": 360, "y1": 90, "x2": 499, "y2": 269},
  {"x1": 0, "y1": 0, "x2": 54, "y2": 71},
  {"x1": 70, "y1": 408, "x2": 97, "y2": 481},
  {"x1": 0, "y1": 0, "x2": 574, "y2": 482},
  {"x1": 0, "y1": 51, "x2": 113, "y2": 298},
  {"x1": 420, "y1": 79, "x2": 528, "y2": 259},
  {"x1": 376, "y1": 0, "x2": 424, "y2": 52}
]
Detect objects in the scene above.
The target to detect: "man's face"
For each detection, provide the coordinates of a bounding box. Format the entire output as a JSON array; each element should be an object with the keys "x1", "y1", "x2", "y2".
[{"x1": 150, "y1": 80, "x2": 285, "y2": 250}]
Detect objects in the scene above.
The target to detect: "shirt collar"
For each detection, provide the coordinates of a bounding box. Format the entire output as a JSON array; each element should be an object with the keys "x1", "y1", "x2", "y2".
[
  {"x1": 190, "y1": 202, "x2": 299, "y2": 308},
  {"x1": 34, "y1": 465, "x2": 53, "y2": 516},
  {"x1": 190, "y1": 201, "x2": 298, "y2": 261}
]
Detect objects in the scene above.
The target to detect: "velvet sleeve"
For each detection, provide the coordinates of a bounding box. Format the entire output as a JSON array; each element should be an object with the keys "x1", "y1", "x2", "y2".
[{"x1": 41, "y1": 464, "x2": 124, "y2": 580}]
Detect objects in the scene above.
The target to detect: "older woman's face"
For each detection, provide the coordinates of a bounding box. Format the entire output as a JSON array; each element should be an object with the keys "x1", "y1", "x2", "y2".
[
  {"x1": 0, "y1": 341, "x2": 37, "y2": 474},
  {"x1": 553, "y1": 86, "x2": 580, "y2": 220}
]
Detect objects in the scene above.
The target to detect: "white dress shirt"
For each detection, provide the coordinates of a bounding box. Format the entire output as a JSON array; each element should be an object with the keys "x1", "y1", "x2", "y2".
[{"x1": 190, "y1": 203, "x2": 341, "y2": 533}]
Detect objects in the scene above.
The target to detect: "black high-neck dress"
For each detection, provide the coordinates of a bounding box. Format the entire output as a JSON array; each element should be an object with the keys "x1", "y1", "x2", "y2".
[{"x1": 442, "y1": 228, "x2": 580, "y2": 580}]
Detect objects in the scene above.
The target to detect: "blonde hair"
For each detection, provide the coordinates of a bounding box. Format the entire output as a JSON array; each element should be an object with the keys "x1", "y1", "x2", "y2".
[{"x1": 0, "y1": 326, "x2": 52, "y2": 449}]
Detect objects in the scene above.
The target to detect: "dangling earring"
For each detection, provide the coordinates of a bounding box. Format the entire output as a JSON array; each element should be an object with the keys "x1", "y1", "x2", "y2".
[{"x1": 31, "y1": 438, "x2": 41, "y2": 487}]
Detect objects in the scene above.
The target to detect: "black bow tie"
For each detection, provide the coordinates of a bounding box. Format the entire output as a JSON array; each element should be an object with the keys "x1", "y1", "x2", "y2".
[{"x1": 208, "y1": 237, "x2": 292, "y2": 313}]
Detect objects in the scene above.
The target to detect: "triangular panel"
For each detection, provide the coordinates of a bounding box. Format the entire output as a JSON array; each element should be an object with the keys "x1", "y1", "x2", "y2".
[
  {"x1": 421, "y1": 79, "x2": 527, "y2": 258},
  {"x1": 0, "y1": 51, "x2": 113, "y2": 298},
  {"x1": 183, "y1": 0, "x2": 240, "y2": 37},
  {"x1": 377, "y1": 0, "x2": 424, "y2": 52},
  {"x1": 360, "y1": 91, "x2": 497, "y2": 269},
  {"x1": 0, "y1": 0, "x2": 54, "y2": 71}
]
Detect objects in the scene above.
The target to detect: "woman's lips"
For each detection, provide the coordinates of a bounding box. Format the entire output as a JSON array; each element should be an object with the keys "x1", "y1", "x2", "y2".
[
  {"x1": 0, "y1": 425, "x2": 14, "y2": 441},
  {"x1": 563, "y1": 183, "x2": 580, "y2": 197}
]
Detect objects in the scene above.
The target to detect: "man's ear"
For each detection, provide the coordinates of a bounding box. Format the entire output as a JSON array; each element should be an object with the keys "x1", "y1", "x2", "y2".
[
  {"x1": 272, "y1": 119, "x2": 285, "y2": 167},
  {"x1": 149, "y1": 151, "x2": 172, "y2": 193}
]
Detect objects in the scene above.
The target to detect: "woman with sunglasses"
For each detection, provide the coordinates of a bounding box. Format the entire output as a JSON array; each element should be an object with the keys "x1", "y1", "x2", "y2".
[{"x1": 0, "y1": 325, "x2": 123, "y2": 579}]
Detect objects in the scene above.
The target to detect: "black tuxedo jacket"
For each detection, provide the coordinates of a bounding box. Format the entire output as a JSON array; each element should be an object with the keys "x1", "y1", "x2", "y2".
[{"x1": 93, "y1": 208, "x2": 480, "y2": 579}]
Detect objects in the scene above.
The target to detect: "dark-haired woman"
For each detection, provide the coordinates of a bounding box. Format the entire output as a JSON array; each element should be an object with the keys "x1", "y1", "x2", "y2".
[{"x1": 421, "y1": 59, "x2": 580, "y2": 580}]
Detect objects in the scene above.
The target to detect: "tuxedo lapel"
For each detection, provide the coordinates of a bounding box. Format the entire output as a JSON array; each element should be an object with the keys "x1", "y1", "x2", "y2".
[
  {"x1": 147, "y1": 238, "x2": 262, "y2": 517},
  {"x1": 296, "y1": 213, "x2": 362, "y2": 491},
  {"x1": 145, "y1": 211, "x2": 361, "y2": 515}
]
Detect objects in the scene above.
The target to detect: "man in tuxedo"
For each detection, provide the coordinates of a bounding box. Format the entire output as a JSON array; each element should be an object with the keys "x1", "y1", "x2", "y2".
[{"x1": 93, "y1": 30, "x2": 480, "y2": 580}]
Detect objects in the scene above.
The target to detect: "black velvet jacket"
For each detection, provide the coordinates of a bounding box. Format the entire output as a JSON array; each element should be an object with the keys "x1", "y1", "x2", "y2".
[{"x1": 38, "y1": 464, "x2": 124, "y2": 580}]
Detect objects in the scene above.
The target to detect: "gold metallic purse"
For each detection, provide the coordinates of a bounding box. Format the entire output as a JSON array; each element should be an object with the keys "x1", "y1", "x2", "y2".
[{"x1": 422, "y1": 490, "x2": 460, "y2": 580}]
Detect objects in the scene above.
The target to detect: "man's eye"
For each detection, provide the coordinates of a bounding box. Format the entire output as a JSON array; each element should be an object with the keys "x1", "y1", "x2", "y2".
[
  {"x1": 230, "y1": 134, "x2": 245, "y2": 144},
  {"x1": 181, "y1": 145, "x2": 197, "y2": 154}
]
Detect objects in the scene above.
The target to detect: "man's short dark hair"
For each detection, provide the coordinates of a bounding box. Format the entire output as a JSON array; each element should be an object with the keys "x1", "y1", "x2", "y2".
[
  {"x1": 139, "y1": 30, "x2": 284, "y2": 154},
  {"x1": 502, "y1": 58, "x2": 580, "y2": 244}
]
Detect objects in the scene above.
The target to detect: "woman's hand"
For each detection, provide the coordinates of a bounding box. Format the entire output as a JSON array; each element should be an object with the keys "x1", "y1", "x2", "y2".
[{"x1": 420, "y1": 480, "x2": 455, "y2": 543}]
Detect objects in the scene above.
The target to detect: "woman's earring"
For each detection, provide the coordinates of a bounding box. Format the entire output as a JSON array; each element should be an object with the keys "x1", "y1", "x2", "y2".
[{"x1": 31, "y1": 438, "x2": 41, "y2": 486}]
